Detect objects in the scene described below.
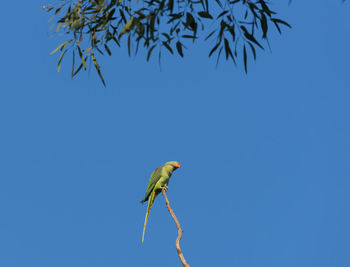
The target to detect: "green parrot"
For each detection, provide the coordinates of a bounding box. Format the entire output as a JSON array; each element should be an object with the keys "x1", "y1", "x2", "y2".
[{"x1": 141, "y1": 161, "x2": 181, "y2": 243}]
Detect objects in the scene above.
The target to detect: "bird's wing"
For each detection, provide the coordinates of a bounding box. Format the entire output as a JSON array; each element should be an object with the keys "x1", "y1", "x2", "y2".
[{"x1": 141, "y1": 167, "x2": 162, "y2": 203}]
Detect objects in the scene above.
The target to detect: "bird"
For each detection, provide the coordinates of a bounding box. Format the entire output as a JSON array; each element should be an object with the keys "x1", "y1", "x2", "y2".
[{"x1": 141, "y1": 161, "x2": 181, "y2": 243}]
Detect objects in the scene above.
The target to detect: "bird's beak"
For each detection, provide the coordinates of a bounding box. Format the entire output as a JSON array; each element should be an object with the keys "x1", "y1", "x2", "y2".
[{"x1": 176, "y1": 163, "x2": 181, "y2": 168}]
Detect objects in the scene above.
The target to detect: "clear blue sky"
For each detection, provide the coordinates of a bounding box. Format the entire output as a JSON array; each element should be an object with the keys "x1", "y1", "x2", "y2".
[{"x1": 0, "y1": 1, "x2": 349, "y2": 267}]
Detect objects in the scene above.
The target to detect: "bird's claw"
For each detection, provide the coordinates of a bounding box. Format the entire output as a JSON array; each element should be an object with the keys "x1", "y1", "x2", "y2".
[{"x1": 161, "y1": 186, "x2": 168, "y2": 191}]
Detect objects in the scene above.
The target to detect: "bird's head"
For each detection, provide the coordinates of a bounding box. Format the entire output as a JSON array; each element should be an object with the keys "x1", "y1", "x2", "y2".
[{"x1": 165, "y1": 161, "x2": 181, "y2": 170}]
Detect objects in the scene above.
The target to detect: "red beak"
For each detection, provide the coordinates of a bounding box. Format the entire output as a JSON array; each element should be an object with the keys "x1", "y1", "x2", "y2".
[{"x1": 176, "y1": 163, "x2": 181, "y2": 168}]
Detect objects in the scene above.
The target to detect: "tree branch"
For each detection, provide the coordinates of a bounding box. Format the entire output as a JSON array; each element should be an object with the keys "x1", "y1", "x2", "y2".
[{"x1": 161, "y1": 187, "x2": 190, "y2": 267}]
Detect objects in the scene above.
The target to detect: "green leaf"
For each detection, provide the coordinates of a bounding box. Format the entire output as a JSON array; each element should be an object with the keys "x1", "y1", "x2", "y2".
[
  {"x1": 217, "y1": 10, "x2": 228, "y2": 19},
  {"x1": 168, "y1": 0, "x2": 174, "y2": 12},
  {"x1": 240, "y1": 26, "x2": 264, "y2": 49},
  {"x1": 205, "y1": 30, "x2": 216, "y2": 41},
  {"x1": 271, "y1": 18, "x2": 292, "y2": 28},
  {"x1": 127, "y1": 34, "x2": 131, "y2": 56},
  {"x1": 185, "y1": 13, "x2": 195, "y2": 29},
  {"x1": 273, "y1": 21, "x2": 281, "y2": 34},
  {"x1": 56, "y1": 23, "x2": 62, "y2": 32},
  {"x1": 162, "y1": 42, "x2": 173, "y2": 54},
  {"x1": 91, "y1": 51, "x2": 106, "y2": 87},
  {"x1": 50, "y1": 40, "x2": 72, "y2": 55},
  {"x1": 57, "y1": 49, "x2": 67, "y2": 72},
  {"x1": 147, "y1": 44, "x2": 157, "y2": 61},
  {"x1": 209, "y1": 42, "x2": 220, "y2": 57},
  {"x1": 73, "y1": 62, "x2": 84, "y2": 77},
  {"x1": 215, "y1": 0, "x2": 223, "y2": 9},
  {"x1": 228, "y1": 25, "x2": 235, "y2": 42},
  {"x1": 259, "y1": 0, "x2": 272, "y2": 16},
  {"x1": 77, "y1": 46, "x2": 87, "y2": 70},
  {"x1": 120, "y1": 17, "x2": 133, "y2": 35},
  {"x1": 176, "y1": 41, "x2": 184, "y2": 57},
  {"x1": 230, "y1": 0, "x2": 240, "y2": 5},
  {"x1": 119, "y1": 9, "x2": 127, "y2": 24},
  {"x1": 224, "y1": 38, "x2": 231, "y2": 60},
  {"x1": 198, "y1": 11, "x2": 213, "y2": 19},
  {"x1": 248, "y1": 42, "x2": 256, "y2": 60},
  {"x1": 216, "y1": 46, "x2": 223, "y2": 67},
  {"x1": 72, "y1": 54, "x2": 87, "y2": 77},
  {"x1": 71, "y1": 49, "x2": 75, "y2": 78},
  {"x1": 162, "y1": 33, "x2": 172, "y2": 42},
  {"x1": 55, "y1": 7, "x2": 62, "y2": 15},
  {"x1": 182, "y1": 35, "x2": 197, "y2": 40},
  {"x1": 260, "y1": 13, "x2": 268, "y2": 38},
  {"x1": 111, "y1": 36, "x2": 120, "y2": 47},
  {"x1": 104, "y1": 44, "x2": 112, "y2": 56},
  {"x1": 167, "y1": 13, "x2": 182, "y2": 24},
  {"x1": 243, "y1": 44, "x2": 247, "y2": 74},
  {"x1": 83, "y1": 47, "x2": 92, "y2": 53}
]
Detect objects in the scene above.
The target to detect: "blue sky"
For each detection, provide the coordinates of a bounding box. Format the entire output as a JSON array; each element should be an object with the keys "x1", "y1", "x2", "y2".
[{"x1": 0, "y1": 1, "x2": 349, "y2": 267}]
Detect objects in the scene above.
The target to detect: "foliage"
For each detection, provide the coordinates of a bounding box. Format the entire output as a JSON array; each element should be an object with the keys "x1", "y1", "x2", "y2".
[{"x1": 45, "y1": 0, "x2": 291, "y2": 86}]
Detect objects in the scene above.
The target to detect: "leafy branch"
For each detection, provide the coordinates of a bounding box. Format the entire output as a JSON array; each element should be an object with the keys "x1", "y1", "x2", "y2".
[{"x1": 45, "y1": 0, "x2": 291, "y2": 86}]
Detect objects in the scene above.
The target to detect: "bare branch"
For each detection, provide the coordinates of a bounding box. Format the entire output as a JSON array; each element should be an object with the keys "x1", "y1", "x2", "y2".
[{"x1": 161, "y1": 187, "x2": 190, "y2": 267}]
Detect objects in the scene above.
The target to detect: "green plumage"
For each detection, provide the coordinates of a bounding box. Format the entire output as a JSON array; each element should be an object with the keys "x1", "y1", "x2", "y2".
[{"x1": 141, "y1": 161, "x2": 181, "y2": 243}]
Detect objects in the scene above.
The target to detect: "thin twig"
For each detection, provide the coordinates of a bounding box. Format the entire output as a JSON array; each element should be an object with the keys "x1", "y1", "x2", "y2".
[{"x1": 161, "y1": 187, "x2": 190, "y2": 267}]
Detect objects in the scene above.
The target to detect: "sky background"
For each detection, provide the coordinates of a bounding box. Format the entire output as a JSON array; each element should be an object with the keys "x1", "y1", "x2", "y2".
[{"x1": 0, "y1": 1, "x2": 349, "y2": 267}]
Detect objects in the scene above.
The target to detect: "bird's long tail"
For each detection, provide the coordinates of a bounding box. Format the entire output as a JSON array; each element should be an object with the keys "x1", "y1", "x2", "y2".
[{"x1": 142, "y1": 191, "x2": 155, "y2": 243}]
